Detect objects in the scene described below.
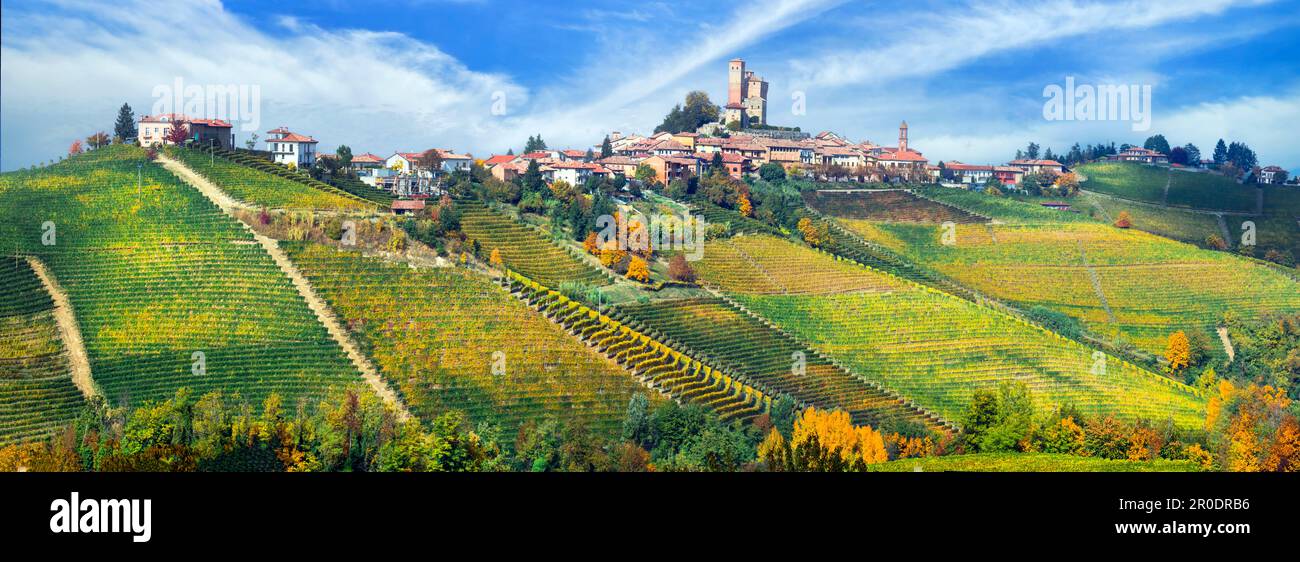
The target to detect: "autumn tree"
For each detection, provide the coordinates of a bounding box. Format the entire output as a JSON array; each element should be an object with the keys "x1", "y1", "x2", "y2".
[
  {"x1": 796, "y1": 217, "x2": 831, "y2": 248},
  {"x1": 489, "y1": 248, "x2": 503, "y2": 268},
  {"x1": 164, "y1": 120, "x2": 190, "y2": 145},
  {"x1": 737, "y1": 192, "x2": 753, "y2": 217},
  {"x1": 583, "y1": 231, "x2": 599, "y2": 254},
  {"x1": 1113, "y1": 210, "x2": 1132, "y2": 229},
  {"x1": 68, "y1": 140, "x2": 83, "y2": 156},
  {"x1": 667, "y1": 254, "x2": 695, "y2": 282},
  {"x1": 86, "y1": 131, "x2": 111, "y2": 149},
  {"x1": 1165, "y1": 331, "x2": 1191, "y2": 374},
  {"x1": 626, "y1": 256, "x2": 650, "y2": 282},
  {"x1": 416, "y1": 149, "x2": 444, "y2": 175},
  {"x1": 787, "y1": 407, "x2": 888, "y2": 471}
]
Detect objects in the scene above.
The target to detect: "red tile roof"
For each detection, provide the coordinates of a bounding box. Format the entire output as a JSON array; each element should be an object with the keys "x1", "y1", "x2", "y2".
[
  {"x1": 276, "y1": 132, "x2": 317, "y2": 143},
  {"x1": 352, "y1": 153, "x2": 384, "y2": 163},
  {"x1": 391, "y1": 200, "x2": 426, "y2": 211},
  {"x1": 878, "y1": 149, "x2": 927, "y2": 162},
  {"x1": 483, "y1": 155, "x2": 516, "y2": 166}
]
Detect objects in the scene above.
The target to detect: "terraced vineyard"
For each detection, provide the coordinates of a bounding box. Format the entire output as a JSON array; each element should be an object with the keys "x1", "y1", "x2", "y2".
[
  {"x1": 508, "y1": 272, "x2": 769, "y2": 422},
  {"x1": 458, "y1": 200, "x2": 611, "y2": 287},
  {"x1": 614, "y1": 297, "x2": 946, "y2": 431},
  {"x1": 284, "y1": 242, "x2": 645, "y2": 437},
  {"x1": 0, "y1": 258, "x2": 85, "y2": 445},
  {"x1": 840, "y1": 221, "x2": 1300, "y2": 358},
  {"x1": 694, "y1": 235, "x2": 904, "y2": 295},
  {"x1": 693, "y1": 235, "x2": 1208, "y2": 428},
  {"x1": 804, "y1": 189, "x2": 984, "y2": 223},
  {"x1": 0, "y1": 146, "x2": 361, "y2": 407},
  {"x1": 170, "y1": 146, "x2": 374, "y2": 211},
  {"x1": 688, "y1": 197, "x2": 783, "y2": 236}
]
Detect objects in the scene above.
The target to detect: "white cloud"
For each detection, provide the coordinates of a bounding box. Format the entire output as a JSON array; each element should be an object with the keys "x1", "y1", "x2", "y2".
[{"x1": 0, "y1": 0, "x2": 843, "y2": 169}]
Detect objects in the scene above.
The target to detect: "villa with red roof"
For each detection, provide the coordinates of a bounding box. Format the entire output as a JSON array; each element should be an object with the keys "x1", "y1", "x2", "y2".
[
  {"x1": 265, "y1": 127, "x2": 318, "y2": 168},
  {"x1": 138, "y1": 113, "x2": 233, "y2": 149}
]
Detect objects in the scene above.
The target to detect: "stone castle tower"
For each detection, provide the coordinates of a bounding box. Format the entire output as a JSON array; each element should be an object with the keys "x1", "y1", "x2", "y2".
[
  {"x1": 899, "y1": 120, "x2": 908, "y2": 152},
  {"x1": 724, "y1": 58, "x2": 768, "y2": 128}
]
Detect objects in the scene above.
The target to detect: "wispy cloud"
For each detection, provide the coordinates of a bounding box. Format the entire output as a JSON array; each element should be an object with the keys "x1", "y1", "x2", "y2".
[{"x1": 791, "y1": 0, "x2": 1273, "y2": 89}]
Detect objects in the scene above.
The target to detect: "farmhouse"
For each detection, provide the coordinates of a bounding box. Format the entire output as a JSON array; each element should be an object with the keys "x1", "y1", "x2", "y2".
[
  {"x1": 1008, "y1": 159, "x2": 1067, "y2": 175},
  {"x1": 137, "y1": 114, "x2": 233, "y2": 149},
  {"x1": 265, "y1": 127, "x2": 319, "y2": 168}
]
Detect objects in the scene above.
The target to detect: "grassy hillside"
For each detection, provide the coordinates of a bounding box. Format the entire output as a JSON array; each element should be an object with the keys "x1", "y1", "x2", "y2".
[
  {"x1": 841, "y1": 221, "x2": 1300, "y2": 359},
  {"x1": 0, "y1": 146, "x2": 361, "y2": 408},
  {"x1": 867, "y1": 453, "x2": 1202, "y2": 472},
  {"x1": 695, "y1": 235, "x2": 1208, "y2": 428},
  {"x1": 285, "y1": 242, "x2": 646, "y2": 438},
  {"x1": 0, "y1": 257, "x2": 85, "y2": 445}
]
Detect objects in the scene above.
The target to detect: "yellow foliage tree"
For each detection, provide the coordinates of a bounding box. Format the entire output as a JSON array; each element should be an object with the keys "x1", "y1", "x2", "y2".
[
  {"x1": 626, "y1": 256, "x2": 650, "y2": 282},
  {"x1": 737, "y1": 192, "x2": 753, "y2": 217},
  {"x1": 583, "y1": 231, "x2": 599, "y2": 255},
  {"x1": 789, "y1": 407, "x2": 887, "y2": 471},
  {"x1": 796, "y1": 217, "x2": 831, "y2": 248},
  {"x1": 757, "y1": 428, "x2": 788, "y2": 471},
  {"x1": 1165, "y1": 330, "x2": 1191, "y2": 373},
  {"x1": 489, "y1": 247, "x2": 503, "y2": 268}
]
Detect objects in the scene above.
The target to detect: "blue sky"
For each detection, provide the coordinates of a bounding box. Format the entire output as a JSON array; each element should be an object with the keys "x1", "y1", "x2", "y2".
[{"x1": 3, "y1": 0, "x2": 1299, "y2": 173}]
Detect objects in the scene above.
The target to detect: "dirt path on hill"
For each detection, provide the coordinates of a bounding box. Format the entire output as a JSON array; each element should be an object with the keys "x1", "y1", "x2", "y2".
[
  {"x1": 1217, "y1": 327, "x2": 1235, "y2": 362},
  {"x1": 1162, "y1": 170, "x2": 1171, "y2": 205},
  {"x1": 159, "y1": 154, "x2": 412, "y2": 421},
  {"x1": 26, "y1": 256, "x2": 98, "y2": 401}
]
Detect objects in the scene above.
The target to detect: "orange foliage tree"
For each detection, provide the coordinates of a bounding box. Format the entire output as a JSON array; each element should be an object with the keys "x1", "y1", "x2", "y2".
[
  {"x1": 626, "y1": 256, "x2": 650, "y2": 282},
  {"x1": 786, "y1": 407, "x2": 887, "y2": 471},
  {"x1": 1114, "y1": 210, "x2": 1132, "y2": 228}
]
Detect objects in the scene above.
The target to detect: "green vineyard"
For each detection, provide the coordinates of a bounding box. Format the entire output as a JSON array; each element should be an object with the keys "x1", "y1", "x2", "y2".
[
  {"x1": 0, "y1": 146, "x2": 362, "y2": 408},
  {"x1": 170, "y1": 146, "x2": 375, "y2": 211},
  {"x1": 458, "y1": 199, "x2": 611, "y2": 287},
  {"x1": 691, "y1": 234, "x2": 1208, "y2": 428},
  {"x1": 840, "y1": 221, "x2": 1300, "y2": 358},
  {"x1": 284, "y1": 242, "x2": 646, "y2": 437},
  {"x1": 613, "y1": 296, "x2": 947, "y2": 430},
  {"x1": 804, "y1": 189, "x2": 985, "y2": 223},
  {"x1": 0, "y1": 257, "x2": 85, "y2": 445}
]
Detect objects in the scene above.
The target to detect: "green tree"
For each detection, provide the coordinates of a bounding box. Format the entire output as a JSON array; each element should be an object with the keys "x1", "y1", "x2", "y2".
[
  {"x1": 622, "y1": 393, "x2": 651, "y2": 446},
  {"x1": 600, "y1": 136, "x2": 613, "y2": 159},
  {"x1": 335, "y1": 145, "x2": 353, "y2": 168},
  {"x1": 113, "y1": 103, "x2": 137, "y2": 142},
  {"x1": 758, "y1": 162, "x2": 786, "y2": 183},
  {"x1": 1143, "y1": 134, "x2": 1171, "y2": 155}
]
